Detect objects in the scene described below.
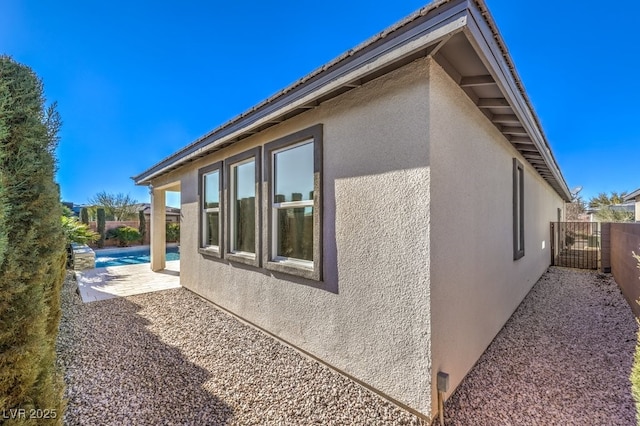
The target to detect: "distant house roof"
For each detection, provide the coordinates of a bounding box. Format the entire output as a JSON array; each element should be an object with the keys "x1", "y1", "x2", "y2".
[
  {"x1": 132, "y1": 0, "x2": 571, "y2": 201},
  {"x1": 586, "y1": 201, "x2": 636, "y2": 214},
  {"x1": 136, "y1": 203, "x2": 181, "y2": 216},
  {"x1": 624, "y1": 188, "x2": 640, "y2": 201}
]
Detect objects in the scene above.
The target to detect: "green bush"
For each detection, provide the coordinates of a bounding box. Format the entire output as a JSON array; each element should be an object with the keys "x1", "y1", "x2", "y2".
[
  {"x1": 62, "y1": 215, "x2": 99, "y2": 245},
  {"x1": 0, "y1": 56, "x2": 66, "y2": 423},
  {"x1": 565, "y1": 235, "x2": 575, "y2": 246},
  {"x1": 96, "y1": 207, "x2": 105, "y2": 248},
  {"x1": 107, "y1": 226, "x2": 141, "y2": 247},
  {"x1": 138, "y1": 210, "x2": 146, "y2": 244},
  {"x1": 80, "y1": 207, "x2": 89, "y2": 225},
  {"x1": 166, "y1": 222, "x2": 180, "y2": 242}
]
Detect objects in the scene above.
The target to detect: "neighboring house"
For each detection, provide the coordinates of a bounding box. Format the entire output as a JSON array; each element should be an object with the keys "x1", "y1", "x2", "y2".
[
  {"x1": 136, "y1": 204, "x2": 181, "y2": 244},
  {"x1": 62, "y1": 201, "x2": 74, "y2": 212},
  {"x1": 136, "y1": 203, "x2": 181, "y2": 223},
  {"x1": 585, "y1": 202, "x2": 635, "y2": 222},
  {"x1": 133, "y1": 0, "x2": 570, "y2": 420},
  {"x1": 61, "y1": 202, "x2": 82, "y2": 217},
  {"x1": 624, "y1": 188, "x2": 640, "y2": 222}
]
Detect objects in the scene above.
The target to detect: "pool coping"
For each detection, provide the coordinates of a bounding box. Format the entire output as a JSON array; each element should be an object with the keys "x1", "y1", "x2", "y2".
[{"x1": 93, "y1": 243, "x2": 179, "y2": 256}]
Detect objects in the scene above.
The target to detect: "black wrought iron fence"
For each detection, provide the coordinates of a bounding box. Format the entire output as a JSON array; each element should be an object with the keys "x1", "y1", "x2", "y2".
[{"x1": 550, "y1": 222, "x2": 600, "y2": 270}]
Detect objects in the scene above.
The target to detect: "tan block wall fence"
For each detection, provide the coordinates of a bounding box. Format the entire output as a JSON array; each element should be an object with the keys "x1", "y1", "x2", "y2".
[
  {"x1": 88, "y1": 221, "x2": 142, "y2": 246},
  {"x1": 88, "y1": 220, "x2": 140, "y2": 232},
  {"x1": 609, "y1": 223, "x2": 640, "y2": 317},
  {"x1": 86, "y1": 213, "x2": 181, "y2": 246},
  {"x1": 601, "y1": 223, "x2": 611, "y2": 272}
]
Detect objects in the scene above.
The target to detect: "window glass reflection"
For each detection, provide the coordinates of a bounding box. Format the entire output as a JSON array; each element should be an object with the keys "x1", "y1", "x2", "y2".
[
  {"x1": 204, "y1": 171, "x2": 219, "y2": 208},
  {"x1": 234, "y1": 160, "x2": 255, "y2": 253},
  {"x1": 276, "y1": 207, "x2": 313, "y2": 261},
  {"x1": 205, "y1": 211, "x2": 219, "y2": 246},
  {"x1": 274, "y1": 142, "x2": 313, "y2": 203}
]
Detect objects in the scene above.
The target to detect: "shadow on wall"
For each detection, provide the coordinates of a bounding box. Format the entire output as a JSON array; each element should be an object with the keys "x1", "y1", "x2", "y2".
[{"x1": 58, "y1": 285, "x2": 233, "y2": 424}]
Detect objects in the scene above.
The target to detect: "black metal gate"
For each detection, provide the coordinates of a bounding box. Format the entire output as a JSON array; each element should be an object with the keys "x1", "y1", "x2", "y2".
[{"x1": 550, "y1": 222, "x2": 600, "y2": 270}]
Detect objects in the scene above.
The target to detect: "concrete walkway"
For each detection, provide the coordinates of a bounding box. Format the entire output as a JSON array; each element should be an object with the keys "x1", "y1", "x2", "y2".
[{"x1": 76, "y1": 260, "x2": 180, "y2": 303}]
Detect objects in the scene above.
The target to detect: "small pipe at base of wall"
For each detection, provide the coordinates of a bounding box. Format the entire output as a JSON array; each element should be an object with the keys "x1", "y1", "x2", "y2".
[{"x1": 436, "y1": 371, "x2": 449, "y2": 426}]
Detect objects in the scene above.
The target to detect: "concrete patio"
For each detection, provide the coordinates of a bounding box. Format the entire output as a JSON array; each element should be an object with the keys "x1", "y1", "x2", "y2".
[{"x1": 75, "y1": 260, "x2": 180, "y2": 303}]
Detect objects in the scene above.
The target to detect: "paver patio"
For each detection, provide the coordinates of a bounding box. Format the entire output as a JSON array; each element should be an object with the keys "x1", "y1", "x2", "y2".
[{"x1": 75, "y1": 260, "x2": 180, "y2": 302}]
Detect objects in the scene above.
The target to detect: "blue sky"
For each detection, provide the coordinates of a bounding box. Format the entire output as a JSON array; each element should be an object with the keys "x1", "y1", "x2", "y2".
[{"x1": 2, "y1": 0, "x2": 639, "y2": 207}]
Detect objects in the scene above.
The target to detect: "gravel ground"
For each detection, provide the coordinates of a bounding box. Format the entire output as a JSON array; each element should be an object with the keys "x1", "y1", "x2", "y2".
[
  {"x1": 56, "y1": 273, "x2": 426, "y2": 425},
  {"x1": 57, "y1": 267, "x2": 637, "y2": 425},
  {"x1": 444, "y1": 267, "x2": 637, "y2": 425}
]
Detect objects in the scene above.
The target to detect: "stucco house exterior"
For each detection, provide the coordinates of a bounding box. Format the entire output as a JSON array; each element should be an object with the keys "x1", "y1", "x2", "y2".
[
  {"x1": 624, "y1": 188, "x2": 640, "y2": 222},
  {"x1": 133, "y1": 0, "x2": 570, "y2": 420}
]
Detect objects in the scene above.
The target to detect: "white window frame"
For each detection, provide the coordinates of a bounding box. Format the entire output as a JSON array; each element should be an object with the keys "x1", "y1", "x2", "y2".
[
  {"x1": 198, "y1": 161, "x2": 223, "y2": 259},
  {"x1": 513, "y1": 158, "x2": 525, "y2": 260},
  {"x1": 263, "y1": 124, "x2": 322, "y2": 281},
  {"x1": 270, "y1": 140, "x2": 315, "y2": 269},
  {"x1": 229, "y1": 157, "x2": 256, "y2": 256},
  {"x1": 202, "y1": 170, "x2": 220, "y2": 252},
  {"x1": 225, "y1": 147, "x2": 261, "y2": 268}
]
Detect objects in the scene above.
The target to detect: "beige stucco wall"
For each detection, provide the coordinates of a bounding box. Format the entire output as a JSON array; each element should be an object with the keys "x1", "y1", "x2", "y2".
[
  {"x1": 151, "y1": 59, "x2": 433, "y2": 416},
  {"x1": 150, "y1": 189, "x2": 166, "y2": 271},
  {"x1": 635, "y1": 196, "x2": 640, "y2": 222},
  {"x1": 427, "y1": 59, "x2": 564, "y2": 413}
]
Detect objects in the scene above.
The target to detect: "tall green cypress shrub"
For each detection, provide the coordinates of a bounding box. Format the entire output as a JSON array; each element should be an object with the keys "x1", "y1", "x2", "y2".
[
  {"x1": 138, "y1": 209, "x2": 146, "y2": 244},
  {"x1": 96, "y1": 207, "x2": 105, "y2": 248},
  {"x1": 0, "y1": 56, "x2": 66, "y2": 423},
  {"x1": 80, "y1": 207, "x2": 89, "y2": 225}
]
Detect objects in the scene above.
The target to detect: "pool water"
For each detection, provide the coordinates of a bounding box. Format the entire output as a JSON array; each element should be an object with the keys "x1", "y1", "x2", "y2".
[{"x1": 95, "y1": 246, "x2": 180, "y2": 268}]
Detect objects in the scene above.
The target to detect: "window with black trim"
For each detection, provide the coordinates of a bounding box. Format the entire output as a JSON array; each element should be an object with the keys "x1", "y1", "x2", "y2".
[
  {"x1": 264, "y1": 124, "x2": 322, "y2": 281},
  {"x1": 198, "y1": 162, "x2": 223, "y2": 257},
  {"x1": 513, "y1": 158, "x2": 525, "y2": 260},
  {"x1": 225, "y1": 148, "x2": 261, "y2": 267}
]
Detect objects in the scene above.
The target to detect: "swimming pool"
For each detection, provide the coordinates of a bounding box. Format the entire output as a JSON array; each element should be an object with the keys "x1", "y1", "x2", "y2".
[{"x1": 95, "y1": 246, "x2": 180, "y2": 268}]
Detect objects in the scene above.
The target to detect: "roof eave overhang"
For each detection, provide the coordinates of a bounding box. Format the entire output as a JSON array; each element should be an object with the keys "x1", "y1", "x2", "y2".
[
  {"x1": 133, "y1": 0, "x2": 571, "y2": 201},
  {"x1": 132, "y1": 0, "x2": 468, "y2": 185},
  {"x1": 624, "y1": 188, "x2": 640, "y2": 201},
  {"x1": 463, "y1": 2, "x2": 571, "y2": 200}
]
